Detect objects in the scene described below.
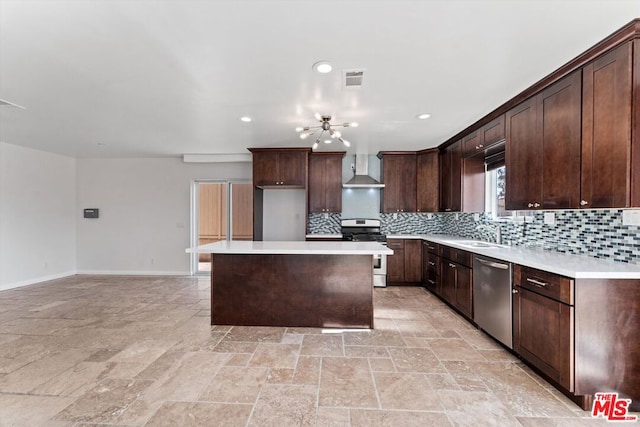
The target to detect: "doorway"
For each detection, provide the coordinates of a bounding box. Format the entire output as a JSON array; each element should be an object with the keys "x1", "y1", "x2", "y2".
[{"x1": 191, "y1": 180, "x2": 253, "y2": 274}]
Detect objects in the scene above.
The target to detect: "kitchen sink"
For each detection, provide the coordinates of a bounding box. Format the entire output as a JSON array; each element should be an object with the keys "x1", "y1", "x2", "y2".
[{"x1": 453, "y1": 240, "x2": 504, "y2": 249}]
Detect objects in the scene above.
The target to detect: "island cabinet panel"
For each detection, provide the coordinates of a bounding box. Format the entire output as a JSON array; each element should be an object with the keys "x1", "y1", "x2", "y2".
[
  {"x1": 416, "y1": 149, "x2": 439, "y2": 212},
  {"x1": 386, "y1": 239, "x2": 405, "y2": 283},
  {"x1": 506, "y1": 71, "x2": 582, "y2": 210},
  {"x1": 308, "y1": 152, "x2": 344, "y2": 213},
  {"x1": 211, "y1": 253, "x2": 373, "y2": 328},
  {"x1": 581, "y1": 42, "x2": 633, "y2": 208},
  {"x1": 439, "y1": 246, "x2": 473, "y2": 319},
  {"x1": 379, "y1": 153, "x2": 417, "y2": 213},
  {"x1": 387, "y1": 239, "x2": 422, "y2": 285},
  {"x1": 249, "y1": 148, "x2": 309, "y2": 188}
]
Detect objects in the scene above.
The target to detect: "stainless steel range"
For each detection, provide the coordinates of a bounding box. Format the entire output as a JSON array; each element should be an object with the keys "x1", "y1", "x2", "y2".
[{"x1": 341, "y1": 219, "x2": 387, "y2": 287}]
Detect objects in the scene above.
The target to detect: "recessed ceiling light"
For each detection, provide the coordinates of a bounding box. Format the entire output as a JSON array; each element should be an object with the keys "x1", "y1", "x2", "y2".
[
  {"x1": 313, "y1": 61, "x2": 333, "y2": 74},
  {"x1": 416, "y1": 113, "x2": 431, "y2": 120},
  {"x1": 240, "y1": 116, "x2": 253, "y2": 122}
]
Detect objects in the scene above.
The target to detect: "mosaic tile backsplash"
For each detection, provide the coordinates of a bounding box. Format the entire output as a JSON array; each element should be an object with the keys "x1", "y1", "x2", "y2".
[{"x1": 309, "y1": 209, "x2": 640, "y2": 265}]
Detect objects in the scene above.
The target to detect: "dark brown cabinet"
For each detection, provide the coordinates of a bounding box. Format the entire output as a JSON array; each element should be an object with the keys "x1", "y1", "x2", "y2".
[
  {"x1": 439, "y1": 245, "x2": 473, "y2": 319},
  {"x1": 416, "y1": 149, "x2": 439, "y2": 212},
  {"x1": 506, "y1": 70, "x2": 582, "y2": 210},
  {"x1": 581, "y1": 42, "x2": 636, "y2": 208},
  {"x1": 422, "y1": 241, "x2": 440, "y2": 292},
  {"x1": 513, "y1": 265, "x2": 574, "y2": 391},
  {"x1": 308, "y1": 152, "x2": 344, "y2": 213},
  {"x1": 439, "y1": 141, "x2": 462, "y2": 212},
  {"x1": 249, "y1": 148, "x2": 309, "y2": 188},
  {"x1": 387, "y1": 238, "x2": 422, "y2": 284},
  {"x1": 379, "y1": 153, "x2": 417, "y2": 213},
  {"x1": 462, "y1": 115, "x2": 506, "y2": 157}
]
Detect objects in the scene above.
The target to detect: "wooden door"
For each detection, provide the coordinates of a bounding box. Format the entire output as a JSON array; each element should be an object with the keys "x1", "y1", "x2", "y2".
[
  {"x1": 440, "y1": 259, "x2": 456, "y2": 304},
  {"x1": 386, "y1": 239, "x2": 405, "y2": 283},
  {"x1": 278, "y1": 151, "x2": 307, "y2": 186},
  {"x1": 581, "y1": 42, "x2": 633, "y2": 208},
  {"x1": 440, "y1": 141, "x2": 461, "y2": 212},
  {"x1": 231, "y1": 183, "x2": 253, "y2": 240},
  {"x1": 540, "y1": 70, "x2": 582, "y2": 209},
  {"x1": 416, "y1": 150, "x2": 439, "y2": 212},
  {"x1": 324, "y1": 154, "x2": 343, "y2": 212},
  {"x1": 404, "y1": 239, "x2": 422, "y2": 282},
  {"x1": 381, "y1": 156, "x2": 402, "y2": 212},
  {"x1": 453, "y1": 264, "x2": 472, "y2": 318},
  {"x1": 399, "y1": 155, "x2": 417, "y2": 212},
  {"x1": 308, "y1": 155, "x2": 326, "y2": 212},
  {"x1": 513, "y1": 287, "x2": 574, "y2": 391},
  {"x1": 252, "y1": 151, "x2": 279, "y2": 187},
  {"x1": 506, "y1": 98, "x2": 540, "y2": 210}
]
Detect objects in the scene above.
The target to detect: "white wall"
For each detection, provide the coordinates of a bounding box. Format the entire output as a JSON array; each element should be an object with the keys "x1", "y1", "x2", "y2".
[
  {"x1": 0, "y1": 143, "x2": 77, "y2": 290},
  {"x1": 75, "y1": 157, "x2": 251, "y2": 274}
]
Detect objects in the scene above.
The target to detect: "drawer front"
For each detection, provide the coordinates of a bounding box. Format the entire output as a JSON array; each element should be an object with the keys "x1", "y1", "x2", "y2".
[
  {"x1": 427, "y1": 253, "x2": 440, "y2": 274},
  {"x1": 515, "y1": 265, "x2": 574, "y2": 305},
  {"x1": 440, "y1": 245, "x2": 472, "y2": 268},
  {"x1": 387, "y1": 239, "x2": 405, "y2": 250},
  {"x1": 425, "y1": 269, "x2": 438, "y2": 291}
]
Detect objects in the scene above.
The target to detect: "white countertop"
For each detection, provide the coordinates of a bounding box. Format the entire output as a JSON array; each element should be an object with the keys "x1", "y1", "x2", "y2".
[
  {"x1": 305, "y1": 234, "x2": 342, "y2": 239},
  {"x1": 187, "y1": 240, "x2": 393, "y2": 256},
  {"x1": 388, "y1": 234, "x2": 640, "y2": 279}
]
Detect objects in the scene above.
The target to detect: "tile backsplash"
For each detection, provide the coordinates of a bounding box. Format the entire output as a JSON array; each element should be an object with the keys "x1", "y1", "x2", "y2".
[{"x1": 309, "y1": 209, "x2": 640, "y2": 265}]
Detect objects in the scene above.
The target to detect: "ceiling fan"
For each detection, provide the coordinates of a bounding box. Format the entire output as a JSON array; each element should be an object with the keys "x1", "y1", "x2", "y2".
[{"x1": 296, "y1": 112, "x2": 358, "y2": 150}]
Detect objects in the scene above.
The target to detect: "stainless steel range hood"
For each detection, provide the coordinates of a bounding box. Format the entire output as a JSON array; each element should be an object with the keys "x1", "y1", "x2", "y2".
[{"x1": 343, "y1": 154, "x2": 385, "y2": 188}]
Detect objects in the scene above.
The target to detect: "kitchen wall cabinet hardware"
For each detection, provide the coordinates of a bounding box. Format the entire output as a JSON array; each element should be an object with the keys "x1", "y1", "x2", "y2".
[
  {"x1": 416, "y1": 149, "x2": 439, "y2": 212},
  {"x1": 506, "y1": 70, "x2": 582, "y2": 210},
  {"x1": 462, "y1": 114, "x2": 506, "y2": 158},
  {"x1": 387, "y1": 238, "x2": 422, "y2": 285},
  {"x1": 308, "y1": 152, "x2": 344, "y2": 213},
  {"x1": 378, "y1": 152, "x2": 417, "y2": 213},
  {"x1": 248, "y1": 148, "x2": 309, "y2": 188},
  {"x1": 581, "y1": 42, "x2": 637, "y2": 208}
]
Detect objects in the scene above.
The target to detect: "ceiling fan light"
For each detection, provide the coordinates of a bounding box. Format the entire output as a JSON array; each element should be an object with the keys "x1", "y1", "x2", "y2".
[
  {"x1": 339, "y1": 137, "x2": 351, "y2": 147},
  {"x1": 350, "y1": 122, "x2": 359, "y2": 127},
  {"x1": 312, "y1": 142, "x2": 319, "y2": 150},
  {"x1": 300, "y1": 132, "x2": 309, "y2": 140},
  {"x1": 295, "y1": 127, "x2": 304, "y2": 132},
  {"x1": 333, "y1": 130, "x2": 341, "y2": 138},
  {"x1": 314, "y1": 112, "x2": 322, "y2": 121}
]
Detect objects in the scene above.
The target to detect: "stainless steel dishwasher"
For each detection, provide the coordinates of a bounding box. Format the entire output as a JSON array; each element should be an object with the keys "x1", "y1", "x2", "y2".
[{"x1": 473, "y1": 255, "x2": 513, "y2": 349}]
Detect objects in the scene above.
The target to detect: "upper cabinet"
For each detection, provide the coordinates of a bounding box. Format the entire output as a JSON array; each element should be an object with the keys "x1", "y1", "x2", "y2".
[
  {"x1": 379, "y1": 152, "x2": 417, "y2": 213},
  {"x1": 581, "y1": 42, "x2": 635, "y2": 208},
  {"x1": 249, "y1": 148, "x2": 309, "y2": 188},
  {"x1": 462, "y1": 115, "x2": 505, "y2": 158},
  {"x1": 439, "y1": 141, "x2": 462, "y2": 212},
  {"x1": 308, "y1": 152, "x2": 344, "y2": 213},
  {"x1": 416, "y1": 149, "x2": 439, "y2": 212},
  {"x1": 506, "y1": 70, "x2": 582, "y2": 210}
]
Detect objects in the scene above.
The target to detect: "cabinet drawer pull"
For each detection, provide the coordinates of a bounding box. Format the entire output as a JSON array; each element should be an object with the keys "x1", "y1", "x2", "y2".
[
  {"x1": 527, "y1": 203, "x2": 533, "y2": 208},
  {"x1": 428, "y1": 261, "x2": 435, "y2": 266},
  {"x1": 428, "y1": 280, "x2": 436, "y2": 285},
  {"x1": 449, "y1": 263, "x2": 456, "y2": 268},
  {"x1": 526, "y1": 278, "x2": 548, "y2": 287},
  {"x1": 534, "y1": 203, "x2": 540, "y2": 208},
  {"x1": 445, "y1": 208, "x2": 452, "y2": 212},
  {"x1": 580, "y1": 200, "x2": 588, "y2": 206},
  {"x1": 428, "y1": 246, "x2": 435, "y2": 250}
]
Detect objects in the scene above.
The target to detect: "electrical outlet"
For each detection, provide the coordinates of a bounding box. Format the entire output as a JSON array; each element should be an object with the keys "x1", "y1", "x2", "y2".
[
  {"x1": 393, "y1": 212, "x2": 398, "y2": 220},
  {"x1": 524, "y1": 215, "x2": 535, "y2": 223},
  {"x1": 427, "y1": 213, "x2": 433, "y2": 220},
  {"x1": 623, "y1": 209, "x2": 640, "y2": 226},
  {"x1": 455, "y1": 213, "x2": 459, "y2": 220},
  {"x1": 473, "y1": 213, "x2": 480, "y2": 221}
]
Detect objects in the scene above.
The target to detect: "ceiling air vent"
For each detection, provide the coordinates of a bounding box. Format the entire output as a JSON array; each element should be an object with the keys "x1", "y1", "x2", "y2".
[{"x1": 344, "y1": 70, "x2": 364, "y2": 88}]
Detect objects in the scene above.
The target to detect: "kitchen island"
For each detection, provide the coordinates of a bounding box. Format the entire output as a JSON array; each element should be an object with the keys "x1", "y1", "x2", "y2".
[{"x1": 189, "y1": 241, "x2": 393, "y2": 329}]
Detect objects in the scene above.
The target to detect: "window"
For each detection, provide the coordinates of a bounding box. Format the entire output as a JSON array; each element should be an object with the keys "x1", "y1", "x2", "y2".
[{"x1": 486, "y1": 165, "x2": 510, "y2": 218}]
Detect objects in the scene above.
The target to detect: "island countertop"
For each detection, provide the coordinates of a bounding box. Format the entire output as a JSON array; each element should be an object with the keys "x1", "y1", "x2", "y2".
[{"x1": 187, "y1": 240, "x2": 393, "y2": 255}]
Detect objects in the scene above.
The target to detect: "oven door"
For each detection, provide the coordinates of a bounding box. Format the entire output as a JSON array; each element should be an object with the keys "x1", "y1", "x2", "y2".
[{"x1": 373, "y1": 245, "x2": 387, "y2": 287}]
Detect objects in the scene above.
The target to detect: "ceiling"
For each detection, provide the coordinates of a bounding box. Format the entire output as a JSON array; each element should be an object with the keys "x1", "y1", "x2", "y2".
[{"x1": 1, "y1": 1, "x2": 639, "y2": 158}]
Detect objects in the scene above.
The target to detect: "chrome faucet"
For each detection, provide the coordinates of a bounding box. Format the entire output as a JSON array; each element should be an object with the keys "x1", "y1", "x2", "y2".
[{"x1": 476, "y1": 224, "x2": 502, "y2": 244}]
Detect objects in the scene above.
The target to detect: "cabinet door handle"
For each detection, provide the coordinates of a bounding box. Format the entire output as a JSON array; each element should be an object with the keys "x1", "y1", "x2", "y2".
[
  {"x1": 526, "y1": 278, "x2": 548, "y2": 287},
  {"x1": 428, "y1": 280, "x2": 436, "y2": 285},
  {"x1": 428, "y1": 246, "x2": 435, "y2": 250},
  {"x1": 445, "y1": 209, "x2": 452, "y2": 212},
  {"x1": 512, "y1": 288, "x2": 519, "y2": 294},
  {"x1": 580, "y1": 200, "x2": 588, "y2": 206},
  {"x1": 527, "y1": 203, "x2": 534, "y2": 208},
  {"x1": 449, "y1": 263, "x2": 456, "y2": 268},
  {"x1": 534, "y1": 203, "x2": 540, "y2": 208},
  {"x1": 429, "y1": 261, "x2": 435, "y2": 266}
]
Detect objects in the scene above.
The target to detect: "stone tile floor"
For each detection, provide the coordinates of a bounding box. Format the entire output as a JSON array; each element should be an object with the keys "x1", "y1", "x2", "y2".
[{"x1": 0, "y1": 275, "x2": 634, "y2": 426}]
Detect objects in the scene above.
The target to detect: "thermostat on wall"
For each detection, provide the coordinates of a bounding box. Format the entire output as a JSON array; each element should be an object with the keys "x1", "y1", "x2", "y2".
[{"x1": 84, "y1": 208, "x2": 99, "y2": 219}]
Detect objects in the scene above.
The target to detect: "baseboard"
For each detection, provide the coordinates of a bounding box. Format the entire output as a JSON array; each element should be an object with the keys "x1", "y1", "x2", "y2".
[
  {"x1": 0, "y1": 271, "x2": 77, "y2": 291},
  {"x1": 75, "y1": 270, "x2": 191, "y2": 276}
]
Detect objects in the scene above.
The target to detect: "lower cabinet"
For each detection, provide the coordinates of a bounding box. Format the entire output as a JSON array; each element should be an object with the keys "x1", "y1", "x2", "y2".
[
  {"x1": 422, "y1": 241, "x2": 440, "y2": 292},
  {"x1": 438, "y1": 245, "x2": 473, "y2": 319},
  {"x1": 513, "y1": 265, "x2": 574, "y2": 391},
  {"x1": 387, "y1": 238, "x2": 422, "y2": 285}
]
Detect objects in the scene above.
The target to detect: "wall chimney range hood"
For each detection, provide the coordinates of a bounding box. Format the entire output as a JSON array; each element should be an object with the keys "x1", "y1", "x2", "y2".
[{"x1": 343, "y1": 154, "x2": 385, "y2": 188}]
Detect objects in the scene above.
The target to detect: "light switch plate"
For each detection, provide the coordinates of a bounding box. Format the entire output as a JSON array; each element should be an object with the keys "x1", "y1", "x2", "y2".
[
  {"x1": 544, "y1": 212, "x2": 555, "y2": 225},
  {"x1": 622, "y1": 209, "x2": 640, "y2": 226},
  {"x1": 524, "y1": 215, "x2": 535, "y2": 223},
  {"x1": 455, "y1": 213, "x2": 459, "y2": 220},
  {"x1": 473, "y1": 213, "x2": 480, "y2": 221}
]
